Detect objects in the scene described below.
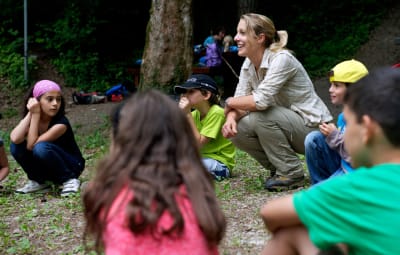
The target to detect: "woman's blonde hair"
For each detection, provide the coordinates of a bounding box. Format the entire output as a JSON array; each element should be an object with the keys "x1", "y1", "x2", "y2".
[{"x1": 240, "y1": 13, "x2": 289, "y2": 52}]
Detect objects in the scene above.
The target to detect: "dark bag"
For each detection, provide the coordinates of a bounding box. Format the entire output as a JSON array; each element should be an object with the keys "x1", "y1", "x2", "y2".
[{"x1": 72, "y1": 91, "x2": 105, "y2": 104}]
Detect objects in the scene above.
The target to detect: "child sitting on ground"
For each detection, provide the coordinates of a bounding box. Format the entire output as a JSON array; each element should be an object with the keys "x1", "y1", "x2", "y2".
[
  {"x1": 10, "y1": 80, "x2": 85, "y2": 196},
  {"x1": 83, "y1": 89, "x2": 226, "y2": 255},
  {"x1": 175, "y1": 74, "x2": 236, "y2": 180},
  {"x1": 259, "y1": 66, "x2": 400, "y2": 254},
  {"x1": 305, "y1": 59, "x2": 368, "y2": 184}
]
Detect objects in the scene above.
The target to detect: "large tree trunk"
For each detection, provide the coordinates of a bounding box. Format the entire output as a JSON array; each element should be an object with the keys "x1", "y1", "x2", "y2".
[
  {"x1": 237, "y1": 0, "x2": 258, "y2": 16},
  {"x1": 139, "y1": 0, "x2": 193, "y2": 93}
]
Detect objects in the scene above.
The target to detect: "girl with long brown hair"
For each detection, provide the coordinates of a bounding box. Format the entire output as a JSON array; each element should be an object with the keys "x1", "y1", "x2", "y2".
[{"x1": 83, "y1": 89, "x2": 226, "y2": 254}]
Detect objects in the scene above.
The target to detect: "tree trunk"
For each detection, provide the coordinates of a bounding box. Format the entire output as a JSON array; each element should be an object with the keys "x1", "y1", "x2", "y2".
[
  {"x1": 237, "y1": 0, "x2": 258, "y2": 16},
  {"x1": 139, "y1": 0, "x2": 193, "y2": 93}
]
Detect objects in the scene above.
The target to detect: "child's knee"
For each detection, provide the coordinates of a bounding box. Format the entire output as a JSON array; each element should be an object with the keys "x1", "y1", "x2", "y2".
[
  {"x1": 10, "y1": 142, "x2": 27, "y2": 159},
  {"x1": 32, "y1": 142, "x2": 52, "y2": 158},
  {"x1": 305, "y1": 130, "x2": 324, "y2": 149}
]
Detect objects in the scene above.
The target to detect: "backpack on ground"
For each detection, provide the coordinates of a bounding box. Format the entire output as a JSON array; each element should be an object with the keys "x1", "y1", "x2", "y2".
[{"x1": 72, "y1": 91, "x2": 105, "y2": 104}]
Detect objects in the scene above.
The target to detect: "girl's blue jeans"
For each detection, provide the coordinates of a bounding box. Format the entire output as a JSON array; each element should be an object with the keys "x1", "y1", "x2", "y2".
[
  {"x1": 304, "y1": 131, "x2": 342, "y2": 185},
  {"x1": 10, "y1": 141, "x2": 84, "y2": 184}
]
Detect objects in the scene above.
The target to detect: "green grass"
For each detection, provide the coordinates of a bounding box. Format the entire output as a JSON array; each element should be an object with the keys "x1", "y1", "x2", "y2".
[
  {"x1": 0, "y1": 124, "x2": 110, "y2": 254},
  {"x1": 0, "y1": 120, "x2": 309, "y2": 254},
  {"x1": 215, "y1": 149, "x2": 269, "y2": 200}
]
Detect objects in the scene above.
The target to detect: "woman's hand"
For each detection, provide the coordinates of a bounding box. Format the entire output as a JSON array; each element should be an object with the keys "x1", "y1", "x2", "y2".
[
  {"x1": 222, "y1": 116, "x2": 238, "y2": 138},
  {"x1": 26, "y1": 97, "x2": 41, "y2": 114},
  {"x1": 319, "y1": 122, "x2": 337, "y2": 137}
]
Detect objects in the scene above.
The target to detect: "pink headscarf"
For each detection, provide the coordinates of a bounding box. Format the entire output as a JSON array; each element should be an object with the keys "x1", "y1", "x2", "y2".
[{"x1": 33, "y1": 80, "x2": 61, "y2": 98}]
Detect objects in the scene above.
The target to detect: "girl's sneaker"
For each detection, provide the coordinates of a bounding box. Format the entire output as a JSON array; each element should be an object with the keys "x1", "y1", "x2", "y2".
[
  {"x1": 15, "y1": 180, "x2": 51, "y2": 194},
  {"x1": 61, "y1": 178, "x2": 80, "y2": 197}
]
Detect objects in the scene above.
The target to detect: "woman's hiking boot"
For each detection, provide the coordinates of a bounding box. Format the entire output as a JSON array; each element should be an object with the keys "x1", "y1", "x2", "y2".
[{"x1": 264, "y1": 175, "x2": 304, "y2": 191}]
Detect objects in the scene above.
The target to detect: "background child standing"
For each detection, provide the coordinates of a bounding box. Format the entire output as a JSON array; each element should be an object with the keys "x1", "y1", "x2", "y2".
[
  {"x1": 10, "y1": 80, "x2": 85, "y2": 196},
  {"x1": 304, "y1": 59, "x2": 368, "y2": 184},
  {"x1": 175, "y1": 74, "x2": 236, "y2": 181},
  {"x1": 83, "y1": 89, "x2": 226, "y2": 254}
]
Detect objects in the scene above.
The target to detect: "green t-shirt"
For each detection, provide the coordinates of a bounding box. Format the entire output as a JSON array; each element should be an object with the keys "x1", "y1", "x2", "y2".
[
  {"x1": 294, "y1": 163, "x2": 400, "y2": 255},
  {"x1": 192, "y1": 104, "x2": 236, "y2": 170}
]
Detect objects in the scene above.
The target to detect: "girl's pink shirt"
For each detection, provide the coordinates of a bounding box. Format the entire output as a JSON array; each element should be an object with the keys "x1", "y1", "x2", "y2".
[{"x1": 103, "y1": 185, "x2": 219, "y2": 255}]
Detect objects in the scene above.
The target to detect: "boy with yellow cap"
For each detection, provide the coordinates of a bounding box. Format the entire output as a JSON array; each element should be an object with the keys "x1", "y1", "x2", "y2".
[{"x1": 304, "y1": 59, "x2": 368, "y2": 184}]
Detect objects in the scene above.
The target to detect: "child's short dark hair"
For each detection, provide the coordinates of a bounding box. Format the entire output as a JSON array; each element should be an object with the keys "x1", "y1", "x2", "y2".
[
  {"x1": 211, "y1": 26, "x2": 225, "y2": 36},
  {"x1": 344, "y1": 66, "x2": 400, "y2": 147},
  {"x1": 199, "y1": 88, "x2": 220, "y2": 105}
]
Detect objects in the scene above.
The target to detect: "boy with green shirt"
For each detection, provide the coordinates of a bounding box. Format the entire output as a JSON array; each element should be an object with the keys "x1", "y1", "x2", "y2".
[
  {"x1": 259, "y1": 67, "x2": 400, "y2": 255},
  {"x1": 175, "y1": 74, "x2": 236, "y2": 180}
]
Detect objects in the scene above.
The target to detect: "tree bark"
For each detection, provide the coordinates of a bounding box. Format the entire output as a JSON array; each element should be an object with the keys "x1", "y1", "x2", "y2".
[
  {"x1": 140, "y1": 0, "x2": 193, "y2": 93},
  {"x1": 237, "y1": 0, "x2": 258, "y2": 16}
]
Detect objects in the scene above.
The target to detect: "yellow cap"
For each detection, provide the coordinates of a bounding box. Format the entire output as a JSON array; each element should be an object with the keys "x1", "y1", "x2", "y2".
[{"x1": 329, "y1": 59, "x2": 369, "y2": 83}]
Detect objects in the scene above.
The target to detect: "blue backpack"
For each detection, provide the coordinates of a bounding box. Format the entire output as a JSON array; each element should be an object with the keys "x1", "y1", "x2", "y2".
[{"x1": 105, "y1": 84, "x2": 129, "y2": 98}]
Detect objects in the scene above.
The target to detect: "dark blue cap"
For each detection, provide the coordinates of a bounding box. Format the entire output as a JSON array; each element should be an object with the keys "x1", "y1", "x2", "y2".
[{"x1": 174, "y1": 74, "x2": 219, "y2": 95}]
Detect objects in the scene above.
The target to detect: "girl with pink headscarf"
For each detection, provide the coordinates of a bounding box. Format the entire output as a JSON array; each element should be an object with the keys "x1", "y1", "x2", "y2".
[{"x1": 10, "y1": 80, "x2": 85, "y2": 196}]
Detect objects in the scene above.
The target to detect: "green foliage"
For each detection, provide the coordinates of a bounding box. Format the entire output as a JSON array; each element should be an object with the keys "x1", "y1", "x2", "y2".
[
  {"x1": 34, "y1": 3, "x2": 107, "y2": 92},
  {"x1": 0, "y1": 126, "x2": 109, "y2": 254},
  {"x1": 84, "y1": 130, "x2": 108, "y2": 150},
  {"x1": 0, "y1": 0, "x2": 396, "y2": 91},
  {"x1": 283, "y1": 0, "x2": 390, "y2": 77},
  {"x1": 0, "y1": 27, "x2": 33, "y2": 88},
  {"x1": 0, "y1": 108, "x2": 18, "y2": 119}
]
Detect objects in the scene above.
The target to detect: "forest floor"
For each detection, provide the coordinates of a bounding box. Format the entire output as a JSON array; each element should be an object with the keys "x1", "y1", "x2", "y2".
[{"x1": 0, "y1": 3, "x2": 399, "y2": 254}]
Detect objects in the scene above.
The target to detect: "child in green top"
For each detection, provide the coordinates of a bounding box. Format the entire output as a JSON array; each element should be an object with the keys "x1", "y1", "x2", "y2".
[
  {"x1": 259, "y1": 67, "x2": 400, "y2": 255},
  {"x1": 175, "y1": 74, "x2": 236, "y2": 180}
]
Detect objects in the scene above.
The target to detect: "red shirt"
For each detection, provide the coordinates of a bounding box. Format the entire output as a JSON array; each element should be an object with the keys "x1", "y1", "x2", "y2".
[{"x1": 103, "y1": 185, "x2": 219, "y2": 255}]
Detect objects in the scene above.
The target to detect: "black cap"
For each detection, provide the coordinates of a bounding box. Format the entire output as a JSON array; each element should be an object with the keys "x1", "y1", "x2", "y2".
[{"x1": 174, "y1": 74, "x2": 219, "y2": 95}]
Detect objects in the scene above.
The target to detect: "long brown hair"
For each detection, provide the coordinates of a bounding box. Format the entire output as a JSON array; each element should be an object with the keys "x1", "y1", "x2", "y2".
[{"x1": 83, "y1": 89, "x2": 226, "y2": 252}]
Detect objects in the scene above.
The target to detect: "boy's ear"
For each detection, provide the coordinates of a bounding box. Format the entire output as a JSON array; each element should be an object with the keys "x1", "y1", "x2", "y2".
[
  {"x1": 204, "y1": 91, "x2": 212, "y2": 100},
  {"x1": 361, "y1": 115, "x2": 378, "y2": 145}
]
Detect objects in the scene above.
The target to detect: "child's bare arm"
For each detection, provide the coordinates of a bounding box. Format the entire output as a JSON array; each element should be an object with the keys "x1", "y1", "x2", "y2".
[
  {"x1": 0, "y1": 145, "x2": 9, "y2": 181},
  {"x1": 185, "y1": 113, "x2": 210, "y2": 146},
  {"x1": 34, "y1": 124, "x2": 67, "y2": 144},
  {"x1": 10, "y1": 112, "x2": 32, "y2": 144},
  {"x1": 260, "y1": 195, "x2": 301, "y2": 233},
  {"x1": 178, "y1": 96, "x2": 210, "y2": 147}
]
